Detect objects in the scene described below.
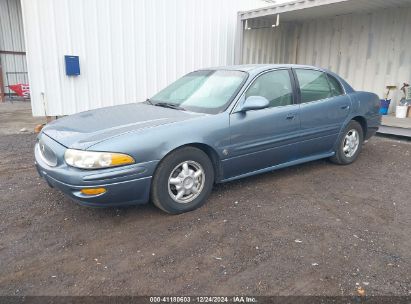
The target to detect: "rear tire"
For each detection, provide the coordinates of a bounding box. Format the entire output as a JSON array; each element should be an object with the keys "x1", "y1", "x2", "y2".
[
  {"x1": 330, "y1": 120, "x2": 364, "y2": 165},
  {"x1": 151, "y1": 147, "x2": 214, "y2": 214}
]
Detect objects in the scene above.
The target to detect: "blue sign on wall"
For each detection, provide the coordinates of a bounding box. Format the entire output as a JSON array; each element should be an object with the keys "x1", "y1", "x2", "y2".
[{"x1": 64, "y1": 55, "x2": 80, "y2": 76}]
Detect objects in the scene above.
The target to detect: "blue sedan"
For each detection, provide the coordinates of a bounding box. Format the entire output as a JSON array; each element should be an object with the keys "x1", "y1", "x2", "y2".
[{"x1": 35, "y1": 65, "x2": 381, "y2": 214}]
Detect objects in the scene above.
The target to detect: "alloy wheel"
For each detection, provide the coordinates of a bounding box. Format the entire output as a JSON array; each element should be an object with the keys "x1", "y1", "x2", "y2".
[
  {"x1": 343, "y1": 129, "x2": 360, "y2": 158},
  {"x1": 168, "y1": 161, "x2": 205, "y2": 204}
]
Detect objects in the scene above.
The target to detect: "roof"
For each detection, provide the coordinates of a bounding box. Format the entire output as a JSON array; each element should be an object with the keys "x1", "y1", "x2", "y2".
[
  {"x1": 203, "y1": 64, "x2": 355, "y2": 93},
  {"x1": 239, "y1": 0, "x2": 411, "y2": 21},
  {"x1": 206, "y1": 64, "x2": 322, "y2": 73}
]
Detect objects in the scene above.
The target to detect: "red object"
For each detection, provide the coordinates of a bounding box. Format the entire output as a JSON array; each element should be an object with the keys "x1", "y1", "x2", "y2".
[{"x1": 9, "y1": 83, "x2": 30, "y2": 98}]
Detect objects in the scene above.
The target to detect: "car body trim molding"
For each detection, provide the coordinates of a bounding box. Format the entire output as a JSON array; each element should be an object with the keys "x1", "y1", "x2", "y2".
[
  {"x1": 221, "y1": 151, "x2": 335, "y2": 183},
  {"x1": 82, "y1": 160, "x2": 159, "y2": 181}
]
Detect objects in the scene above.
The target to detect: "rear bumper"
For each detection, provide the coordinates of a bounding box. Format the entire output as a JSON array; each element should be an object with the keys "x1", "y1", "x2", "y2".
[
  {"x1": 365, "y1": 126, "x2": 379, "y2": 140},
  {"x1": 365, "y1": 114, "x2": 381, "y2": 140},
  {"x1": 34, "y1": 133, "x2": 158, "y2": 207}
]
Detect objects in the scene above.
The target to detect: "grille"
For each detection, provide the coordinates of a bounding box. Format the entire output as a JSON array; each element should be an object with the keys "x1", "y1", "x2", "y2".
[{"x1": 37, "y1": 140, "x2": 58, "y2": 167}]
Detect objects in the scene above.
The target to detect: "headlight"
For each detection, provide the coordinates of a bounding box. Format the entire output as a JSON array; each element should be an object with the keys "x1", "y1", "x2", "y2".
[{"x1": 64, "y1": 149, "x2": 135, "y2": 169}]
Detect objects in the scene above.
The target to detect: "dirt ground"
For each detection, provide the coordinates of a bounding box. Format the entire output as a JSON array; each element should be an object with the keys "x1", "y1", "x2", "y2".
[{"x1": 0, "y1": 131, "x2": 410, "y2": 297}]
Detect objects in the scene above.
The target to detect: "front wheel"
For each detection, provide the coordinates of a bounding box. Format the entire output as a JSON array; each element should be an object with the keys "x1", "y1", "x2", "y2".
[
  {"x1": 151, "y1": 147, "x2": 214, "y2": 214},
  {"x1": 330, "y1": 120, "x2": 364, "y2": 165}
]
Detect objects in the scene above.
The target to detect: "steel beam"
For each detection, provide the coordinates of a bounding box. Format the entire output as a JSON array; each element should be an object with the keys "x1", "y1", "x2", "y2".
[{"x1": 0, "y1": 50, "x2": 26, "y2": 55}]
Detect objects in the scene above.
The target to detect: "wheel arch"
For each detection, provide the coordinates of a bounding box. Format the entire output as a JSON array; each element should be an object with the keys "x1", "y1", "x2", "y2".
[
  {"x1": 351, "y1": 116, "x2": 368, "y2": 137},
  {"x1": 333, "y1": 116, "x2": 367, "y2": 152},
  {"x1": 188, "y1": 143, "x2": 222, "y2": 183},
  {"x1": 154, "y1": 143, "x2": 222, "y2": 183}
]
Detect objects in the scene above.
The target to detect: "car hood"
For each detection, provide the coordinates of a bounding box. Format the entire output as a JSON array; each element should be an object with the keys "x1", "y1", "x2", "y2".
[{"x1": 42, "y1": 103, "x2": 204, "y2": 149}]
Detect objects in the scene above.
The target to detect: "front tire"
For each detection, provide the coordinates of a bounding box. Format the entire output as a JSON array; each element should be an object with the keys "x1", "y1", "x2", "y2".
[
  {"x1": 151, "y1": 147, "x2": 214, "y2": 214},
  {"x1": 330, "y1": 120, "x2": 364, "y2": 165}
]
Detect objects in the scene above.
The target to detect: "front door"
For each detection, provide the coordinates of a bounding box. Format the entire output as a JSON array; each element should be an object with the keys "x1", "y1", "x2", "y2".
[
  {"x1": 223, "y1": 69, "x2": 301, "y2": 179},
  {"x1": 293, "y1": 68, "x2": 352, "y2": 158}
]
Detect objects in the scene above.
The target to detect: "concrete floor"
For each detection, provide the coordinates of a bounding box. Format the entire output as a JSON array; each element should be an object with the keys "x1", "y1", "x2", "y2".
[
  {"x1": 0, "y1": 101, "x2": 45, "y2": 135},
  {"x1": 382, "y1": 115, "x2": 411, "y2": 129},
  {"x1": 379, "y1": 115, "x2": 411, "y2": 138}
]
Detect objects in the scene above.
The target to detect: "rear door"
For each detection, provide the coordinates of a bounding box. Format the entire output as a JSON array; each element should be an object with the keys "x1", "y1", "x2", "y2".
[
  {"x1": 293, "y1": 68, "x2": 351, "y2": 158},
  {"x1": 223, "y1": 69, "x2": 301, "y2": 179}
]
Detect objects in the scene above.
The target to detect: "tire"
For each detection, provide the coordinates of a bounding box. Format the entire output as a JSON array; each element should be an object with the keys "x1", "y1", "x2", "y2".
[
  {"x1": 151, "y1": 146, "x2": 214, "y2": 214},
  {"x1": 330, "y1": 120, "x2": 364, "y2": 165}
]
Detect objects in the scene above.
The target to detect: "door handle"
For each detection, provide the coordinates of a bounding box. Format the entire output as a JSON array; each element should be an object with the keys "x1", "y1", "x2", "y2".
[
  {"x1": 286, "y1": 113, "x2": 297, "y2": 120},
  {"x1": 341, "y1": 105, "x2": 350, "y2": 110}
]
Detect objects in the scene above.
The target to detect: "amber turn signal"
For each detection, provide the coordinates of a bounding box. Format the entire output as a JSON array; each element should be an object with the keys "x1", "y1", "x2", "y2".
[
  {"x1": 110, "y1": 154, "x2": 135, "y2": 166},
  {"x1": 80, "y1": 188, "x2": 107, "y2": 196},
  {"x1": 34, "y1": 124, "x2": 45, "y2": 133}
]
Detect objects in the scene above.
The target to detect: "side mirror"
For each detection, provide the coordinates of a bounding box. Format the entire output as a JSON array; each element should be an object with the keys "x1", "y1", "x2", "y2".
[{"x1": 238, "y1": 96, "x2": 270, "y2": 112}]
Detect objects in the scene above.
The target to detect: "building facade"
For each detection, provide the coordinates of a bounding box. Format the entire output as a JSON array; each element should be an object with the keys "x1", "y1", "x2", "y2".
[
  {"x1": 237, "y1": 0, "x2": 411, "y2": 112},
  {"x1": 0, "y1": 0, "x2": 27, "y2": 102},
  {"x1": 21, "y1": 0, "x2": 266, "y2": 116}
]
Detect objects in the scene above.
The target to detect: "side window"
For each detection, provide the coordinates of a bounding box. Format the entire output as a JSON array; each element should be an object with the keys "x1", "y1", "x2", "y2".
[
  {"x1": 327, "y1": 74, "x2": 344, "y2": 96},
  {"x1": 295, "y1": 69, "x2": 332, "y2": 103},
  {"x1": 245, "y1": 70, "x2": 293, "y2": 108}
]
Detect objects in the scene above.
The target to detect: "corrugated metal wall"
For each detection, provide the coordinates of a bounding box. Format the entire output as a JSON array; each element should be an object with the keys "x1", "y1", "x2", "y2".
[
  {"x1": 242, "y1": 7, "x2": 411, "y2": 111},
  {"x1": 0, "y1": 0, "x2": 27, "y2": 97},
  {"x1": 21, "y1": 0, "x2": 265, "y2": 116}
]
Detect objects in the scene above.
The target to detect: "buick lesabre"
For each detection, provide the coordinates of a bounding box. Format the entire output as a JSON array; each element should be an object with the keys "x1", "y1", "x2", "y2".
[{"x1": 35, "y1": 65, "x2": 381, "y2": 214}]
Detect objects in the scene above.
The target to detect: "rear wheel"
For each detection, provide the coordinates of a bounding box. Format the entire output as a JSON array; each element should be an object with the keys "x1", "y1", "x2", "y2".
[
  {"x1": 151, "y1": 147, "x2": 214, "y2": 214},
  {"x1": 330, "y1": 120, "x2": 364, "y2": 165}
]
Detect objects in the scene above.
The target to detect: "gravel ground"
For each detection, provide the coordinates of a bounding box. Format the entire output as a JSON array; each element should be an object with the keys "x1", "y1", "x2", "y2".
[{"x1": 0, "y1": 133, "x2": 410, "y2": 296}]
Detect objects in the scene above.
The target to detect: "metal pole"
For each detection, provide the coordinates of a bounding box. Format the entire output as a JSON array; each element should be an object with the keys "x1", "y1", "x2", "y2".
[
  {"x1": 234, "y1": 13, "x2": 244, "y2": 65},
  {"x1": 293, "y1": 24, "x2": 301, "y2": 64},
  {"x1": 0, "y1": 57, "x2": 4, "y2": 102}
]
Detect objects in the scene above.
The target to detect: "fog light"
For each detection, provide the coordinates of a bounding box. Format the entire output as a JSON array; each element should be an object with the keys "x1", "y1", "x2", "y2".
[{"x1": 80, "y1": 188, "x2": 106, "y2": 196}]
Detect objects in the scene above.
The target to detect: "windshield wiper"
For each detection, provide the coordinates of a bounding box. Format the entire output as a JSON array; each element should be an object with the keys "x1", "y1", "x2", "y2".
[
  {"x1": 145, "y1": 98, "x2": 154, "y2": 105},
  {"x1": 154, "y1": 102, "x2": 186, "y2": 111}
]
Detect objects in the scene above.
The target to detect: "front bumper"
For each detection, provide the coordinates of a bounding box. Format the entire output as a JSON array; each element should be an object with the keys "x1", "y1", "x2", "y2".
[{"x1": 35, "y1": 133, "x2": 158, "y2": 207}]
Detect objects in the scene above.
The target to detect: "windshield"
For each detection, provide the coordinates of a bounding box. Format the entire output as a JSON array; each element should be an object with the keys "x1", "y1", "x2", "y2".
[{"x1": 150, "y1": 70, "x2": 247, "y2": 114}]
